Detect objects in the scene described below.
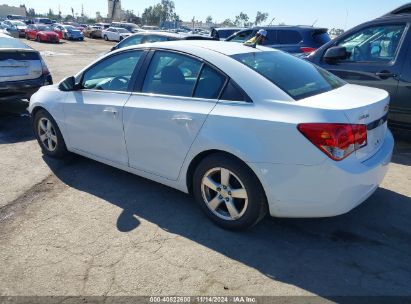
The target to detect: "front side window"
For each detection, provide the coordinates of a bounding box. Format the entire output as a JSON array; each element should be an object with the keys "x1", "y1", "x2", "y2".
[
  {"x1": 232, "y1": 51, "x2": 345, "y2": 100},
  {"x1": 142, "y1": 51, "x2": 202, "y2": 97},
  {"x1": 227, "y1": 30, "x2": 254, "y2": 43},
  {"x1": 337, "y1": 24, "x2": 406, "y2": 62},
  {"x1": 82, "y1": 51, "x2": 143, "y2": 92}
]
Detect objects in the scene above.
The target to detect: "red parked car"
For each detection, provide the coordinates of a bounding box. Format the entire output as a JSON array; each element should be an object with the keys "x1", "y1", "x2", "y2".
[{"x1": 25, "y1": 24, "x2": 60, "y2": 43}]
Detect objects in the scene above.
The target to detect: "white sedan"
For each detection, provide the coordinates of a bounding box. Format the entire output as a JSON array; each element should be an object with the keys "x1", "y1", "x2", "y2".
[
  {"x1": 29, "y1": 41, "x2": 394, "y2": 230},
  {"x1": 102, "y1": 27, "x2": 132, "y2": 42}
]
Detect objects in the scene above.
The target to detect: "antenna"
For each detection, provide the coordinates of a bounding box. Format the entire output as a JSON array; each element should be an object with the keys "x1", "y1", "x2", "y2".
[
  {"x1": 268, "y1": 17, "x2": 276, "y2": 26},
  {"x1": 312, "y1": 19, "x2": 318, "y2": 27}
]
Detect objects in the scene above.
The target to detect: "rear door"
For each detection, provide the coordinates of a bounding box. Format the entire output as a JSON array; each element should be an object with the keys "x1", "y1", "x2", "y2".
[
  {"x1": 123, "y1": 50, "x2": 227, "y2": 180},
  {"x1": 319, "y1": 22, "x2": 408, "y2": 123}
]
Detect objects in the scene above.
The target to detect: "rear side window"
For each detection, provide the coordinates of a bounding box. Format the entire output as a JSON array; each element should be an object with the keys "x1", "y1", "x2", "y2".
[
  {"x1": 194, "y1": 65, "x2": 226, "y2": 99},
  {"x1": 220, "y1": 80, "x2": 249, "y2": 102},
  {"x1": 232, "y1": 51, "x2": 345, "y2": 100},
  {"x1": 142, "y1": 51, "x2": 202, "y2": 97},
  {"x1": 277, "y1": 30, "x2": 303, "y2": 44},
  {"x1": 265, "y1": 30, "x2": 277, "y2": 44}
]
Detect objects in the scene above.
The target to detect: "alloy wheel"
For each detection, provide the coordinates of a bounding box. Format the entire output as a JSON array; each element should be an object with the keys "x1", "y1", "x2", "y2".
[
  {"x1": 201, "y1": 167, "x2": 249, "y2": 221},
  {"x1": 37, "y1": 118, "x2": 58, "y2": 152}
]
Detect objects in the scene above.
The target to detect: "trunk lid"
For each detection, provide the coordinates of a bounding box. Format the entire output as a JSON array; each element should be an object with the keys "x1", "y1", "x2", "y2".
[
  {"x1": 0, "y1": 50, "x2": 42, "y2": 82},
  {"x1": 300, "y1": 84, "x2": 390, "y2": 161}
]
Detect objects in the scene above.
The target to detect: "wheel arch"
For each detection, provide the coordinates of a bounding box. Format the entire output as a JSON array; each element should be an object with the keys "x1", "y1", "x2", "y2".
[{"x1": 185, "y1": 149, "x2": 266, "y2": 199}]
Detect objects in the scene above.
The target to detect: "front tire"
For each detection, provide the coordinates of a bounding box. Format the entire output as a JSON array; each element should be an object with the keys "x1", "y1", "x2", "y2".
[
  {"x1": 33, "y1": 110, "x2": 68, "y2": 158},
  {"x1": 36, "y1": 35, "x2": 41, "y2": 42},
  {"x1": 193, "y1": 153, "x2": 267, "y2": 230},
  {"x1": 104, "y1": 35, "x2": 108, "y2": 41}
]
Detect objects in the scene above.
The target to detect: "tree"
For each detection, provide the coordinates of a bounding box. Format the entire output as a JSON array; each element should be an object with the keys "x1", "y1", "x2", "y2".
[
  {"x1": 222, "y1": 19, "x2": 234, "y2": 27},
  {"x1": 64, "y1": 14, "x2": 74, "y2": 22},
  {"x1": 235, "y1": 12, "x2": 249, "y2": 27},
  {"x1": 47, "y1": 8, "x2": 55, "y2": 19},
  {"x1": 141, "y1": 0, "x2": 177, "y2": 26},
  {"x1": 27, "y1": 8, "x2": 36, "y2": 17},
  {"x1": 206, "y1": 15, "x2": 213, "y2": 24},
  {"x1": 255, "y1": 11, "x2": 268, "y2": 26}
]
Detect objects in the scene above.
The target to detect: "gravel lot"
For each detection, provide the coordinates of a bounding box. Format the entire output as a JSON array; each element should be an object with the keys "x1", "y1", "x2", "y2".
[{"x1": 0, "y1": 38, "x2": 411, "y2": 298}]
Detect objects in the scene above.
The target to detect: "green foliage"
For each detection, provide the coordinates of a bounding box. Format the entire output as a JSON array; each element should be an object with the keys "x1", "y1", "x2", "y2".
[{"x1": 255, "y1": 11, "x2": 269, "y2": 26}]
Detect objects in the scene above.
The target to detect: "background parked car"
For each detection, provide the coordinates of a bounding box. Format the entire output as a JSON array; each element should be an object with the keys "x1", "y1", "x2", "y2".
[
  {"x1": 83, "y1": 26, "x2": 103, "y2": 39},
  {"x1": 0, "y1": 23, "x2": 19, "y2": 38},
  {"x1": 25, "y1": 24, "x2": 60, "y2": 43},
  {"x1": 211, "y1": 27, "x2": 243, "y2": 40},
  {"x1": 102, "y1": 27, "x2": 132, "y2": 42},
  {"x1": 54, "y1": 24, "x2": 84, "y2": 41},
  {"x1": 307, "y1": 3, "x2": 411, "y2": 130},
  {"x1": 33, "y1": 17, "x2": 53, "y2": 25},
  {"x1": 110, "y1": 31, "x2": 217, "y2": 51},
  {"x1": 226, "y1": 26, "x2": 331, "y2": 55},
  {"x1": 95, "y1": 23, "x2": 110, "y2": 30},
  {"x1": 2, "y1": 20, "x2": 27, "y2": 37},
  {"x1": 0, "y1": 33, "x2": 52, "y2": 102},
  {"x1": 6, "y1": 14, "x2": 25, "y2": 20},
  {"x1": 110, "y1": 22, "x2": 140, "y2": 33}
]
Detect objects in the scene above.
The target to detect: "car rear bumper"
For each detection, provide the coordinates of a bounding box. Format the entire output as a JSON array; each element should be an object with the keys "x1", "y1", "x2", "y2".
[
  {"x1": 0, "y1": 75, "x2": 53, "y2": 101},
  {"x1": 250, "y1": 130, "x2": 394, "y2": 218}
]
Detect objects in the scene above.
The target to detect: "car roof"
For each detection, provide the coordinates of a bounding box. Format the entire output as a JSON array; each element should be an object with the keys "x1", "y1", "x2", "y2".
[
  {"x1": 243, "y1": 25, "x2": 328, "y2": 31},
  {"x1": 123, "y1": 40, "x2": 276, "y2": 56}
]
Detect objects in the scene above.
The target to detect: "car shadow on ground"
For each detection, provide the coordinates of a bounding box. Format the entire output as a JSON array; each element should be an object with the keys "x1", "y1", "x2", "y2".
[
  {"x1": 44, "y1": 154, "x2": 411, "y2": 298},
  {"x1": 0, "y1": 100, "x2": 34, "y2": 144}
]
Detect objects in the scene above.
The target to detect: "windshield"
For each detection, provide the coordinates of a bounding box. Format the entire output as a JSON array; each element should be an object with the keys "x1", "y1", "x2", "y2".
[
  {"x1": 37, "y1": 25, "x2": 53, "y2": 31},
  {"x1": 11, "y1": 21, "x2": 26, "y2": 26},
  {"x1": 232, "y1": 51, "x2": 345, "y2": 100},
  {"x1": 0, "y1": 37, "x2": 31, "y2": 49},
  {"x1": 64, "y1": 25, "x2": 76, "y2": 30},
  {"x1": 118, "y1": 28, "x2": 129, "y2": 33}
]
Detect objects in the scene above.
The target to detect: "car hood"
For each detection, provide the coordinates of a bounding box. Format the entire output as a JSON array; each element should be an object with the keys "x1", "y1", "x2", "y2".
[
  {"x1": 16, "y1": 26, "x2": 27, "y2": 30},
  {"x1": 39, "y1": 31, "x2": 58, "y2": 36}
]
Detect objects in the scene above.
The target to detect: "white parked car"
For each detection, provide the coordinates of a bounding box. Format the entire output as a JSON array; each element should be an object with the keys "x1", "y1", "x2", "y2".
[
  {"x1": 102, "y1": 27, "x2": 132, "y2": 42},
  {"x1": 28, "y1": 41, "x2": 394, "y2": 230}
]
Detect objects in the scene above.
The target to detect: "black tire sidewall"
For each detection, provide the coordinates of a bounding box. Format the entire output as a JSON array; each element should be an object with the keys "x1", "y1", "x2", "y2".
[
  {"x1": 33, "y1": 110, "x2": 67, "y2": 158},
  {"x1": 193, "y1": 153, "x2": 267, "y2": 230}
]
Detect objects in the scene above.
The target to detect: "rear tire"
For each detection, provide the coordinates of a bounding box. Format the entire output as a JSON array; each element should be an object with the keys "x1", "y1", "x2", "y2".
[
  {"x1": 36, "y1": 35, "x2": 41, "y2": 42},
  {"x1": 33, "y1": 110, "x2": 68, "y2": 158},
  {"x1": 193, "y1": 153, "x2": 268, "y2": 230}
]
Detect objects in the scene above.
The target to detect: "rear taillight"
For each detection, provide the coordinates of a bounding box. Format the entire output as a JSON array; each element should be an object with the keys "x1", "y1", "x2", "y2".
[
  {"x1": 40, "y1": 57, "x2": 49, "y2": 76},
  {"x1": 300, "y1": 47, "x2": 317, "y2": 53},
  {"x1": 298, "y1": 123, "x2": 367, "y2": 161}
]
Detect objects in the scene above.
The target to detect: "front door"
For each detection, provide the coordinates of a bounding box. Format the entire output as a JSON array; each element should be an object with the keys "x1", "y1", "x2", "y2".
[
  {"x1": 123, "y1": 50, "x2": 227, "y2": 180},
  {"x1": 63, "y1": 50, "x2": 144, "y2": 166},
  {"x1": 320, "y1": 22, "x2": 408, "y2": 122}
]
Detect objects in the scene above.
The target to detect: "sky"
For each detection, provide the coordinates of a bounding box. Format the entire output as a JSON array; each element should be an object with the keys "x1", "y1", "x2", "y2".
[{"x1": 5, "y1": 0, "x2": 411, "y2": 29}]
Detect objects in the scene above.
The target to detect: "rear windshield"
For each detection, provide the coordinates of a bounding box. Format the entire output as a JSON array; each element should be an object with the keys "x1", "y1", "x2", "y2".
[
  {"x1": 0, "y1": 37, "x2": 31, "y2": 49},
  {"x1": 312, "y1": 31, "x2": 331, "y2": 45},
  {"x1": 232, "y1": 51, "x2": 345, "y2": 100}
]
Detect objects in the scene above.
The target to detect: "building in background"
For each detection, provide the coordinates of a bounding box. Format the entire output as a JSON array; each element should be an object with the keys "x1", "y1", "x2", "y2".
[
  {"x1": 0, "y1": 4, "x2": 27, "y2": 19},
  {"x1": 107, "y1": 0, "x2": 123, "y2": 21}
]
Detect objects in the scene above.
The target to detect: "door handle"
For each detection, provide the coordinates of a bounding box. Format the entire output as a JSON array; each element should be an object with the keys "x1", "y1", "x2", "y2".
[
  {"x1": 172, "y1": 115, "x2": 193, "y2": 124},
  {"x1": 103, "y1": 108, "x2": 118, "y2": 116},
  {"x1": 376, "y1": 71, "x2": 397, "y2": 79}
]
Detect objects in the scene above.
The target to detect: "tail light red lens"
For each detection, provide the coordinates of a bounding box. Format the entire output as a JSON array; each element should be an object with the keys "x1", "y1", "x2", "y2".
[
  {"x1": 40, "y1": 58, "x2": 49, "y2": 76},
  {"x1": 300, "y1": 47, "x2": 317, "y2": 53},
  {"x1": 298, "y1": 123, "x2": 367, "y2": 161}
]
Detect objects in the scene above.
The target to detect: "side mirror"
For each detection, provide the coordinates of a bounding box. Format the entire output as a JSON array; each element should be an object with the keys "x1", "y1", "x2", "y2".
[
  {"x1": 58, "y1": 76, "x2": 77, "y2": 91},
  {"x1": 323, "y1": 46, "x2": 349, "y2": 63},
  {"x1": 110, "y1": 45, "x2": 116, "y2": 51}
]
